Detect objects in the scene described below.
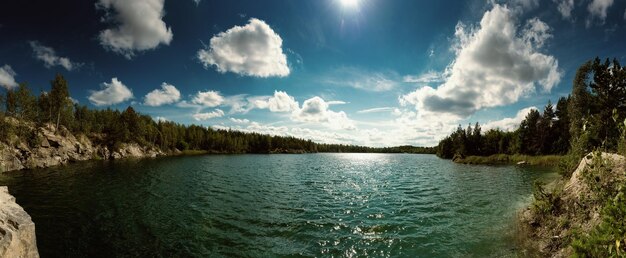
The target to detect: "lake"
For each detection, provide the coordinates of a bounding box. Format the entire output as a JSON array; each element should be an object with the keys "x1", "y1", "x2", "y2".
[{"x1": 0, "y1": 154, "x2": 556, "y2": 257}]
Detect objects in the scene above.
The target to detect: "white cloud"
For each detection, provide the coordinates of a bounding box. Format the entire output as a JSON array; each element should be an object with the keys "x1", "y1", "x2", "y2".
[
  {"x1": 227, "y1": 110, "x2": 452, "y2": 147},
  {"x1": 193, "y1": 109, "x2": 225, "y2": 121},
  {"x1": 403, "y1": 71, "x2": 444, "y2": 83},
  {"x1": 554, "y1": 0, "x2": 574, "y2": 19},
  {"x1": 88, "y1": 78, "x2": 134, "y2": 106},
  {"x1": 483, "y1": 107, "x2": 538, "y2": 131},
  {"x1": 223, "y1": 94, "x2": 264, "y2": 113},
  {"x1": 197, "y1": 18, "x2": 289, "y2": 77},
  {"x1": 0, "y1": 65, "x2": 18, "y2": 89},
  {"x1": 154, "y1": 116, "x2": 168, "y2": 122},
  {"x1": 192, "y1": 0, "x2": 201, "y2": 5},
  {"x1": 327, "y1": 101, "x2": 347, "y2": 105},
  {"x1": 522, "y1": 18, "x2": 552, "y2": 48},
  {"x1": 216, "y1": 91, "x2": 298, "y2": 114},
  {"x1": 267, "y1": 91, "x2": 299, "y2": 112},
  {"x1": 192, "y1": 90, "x2": 224, "y2": 107},
  {"x1": 587, "y1": 0, "x2": 614, "y2": 24},
  {"x1": 29, "y1": 41, "x2": 82, "y2": 71},
  {"x1": 357, "y1": 107, "x2": 394, "y2": 114},
  {"x1": 400, "y1": 4, "x2": 560, "y2": 118},
  {"x1": 292, "y1": 96, "x2": 356, "y2": 130},
  {"x1": 229, "y1": 118, "x2": 250, "y2": 124},
  {"x1": 97, "y1": 0, "x2": 173, "y2": 58},
  {"x1": 144, "y1": 83, "x2": 181, "y2": 106}
]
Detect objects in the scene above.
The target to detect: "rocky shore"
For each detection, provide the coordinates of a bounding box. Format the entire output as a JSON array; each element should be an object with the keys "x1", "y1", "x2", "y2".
[
  {"x1": 518, "y1": 152, "x2": 626, "y2": 257},
  {"x1": 0, "y1": 186, "x2": 39, "y2": 257},
  {"x1": 0, "y1": 123, "x2": 164, "y2": 173}
]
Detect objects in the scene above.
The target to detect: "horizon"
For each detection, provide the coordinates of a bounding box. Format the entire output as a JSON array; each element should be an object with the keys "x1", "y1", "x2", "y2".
[{"x1": 2, "y1": 0, "x2": 626, "y2": 147}]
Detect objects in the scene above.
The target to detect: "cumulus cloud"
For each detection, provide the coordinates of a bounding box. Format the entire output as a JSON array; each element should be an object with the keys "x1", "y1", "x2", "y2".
[
  {"x1": 192, "y1": 90, "x2": 224, "y2": 107},
  {"x1": 96, "y1": 0, "x2": 173, "y2": 58},
  {"x1": 216, "y1": 91, "x2": 298, "y2": 114},
  {"x1": 292, "y1": 96, "x2": 355, "y2": 130},
  {"x1": 193, "y1": 109, "x2": 225, "y2": 121},
  {"x1": 88, "y1": 78, "x2": 134, "y2": 106},
  {"x1": 0, "y1": 65, "x2": 18, "y2": 89},
  {"x1": 197, "y1": 18, "x2": 289, "y2": 77},
  {"x1": 483, "y1": 107, "x2": 538, "y2": 131},
  {"x1": 587, "y1": 0, "x2": 614, "y2": 24},
  {"x1": 267, "y1": 91, "x2": 299, "y2": 112},
  {"x1": 223, "y1": 95, "x2": 265, "y2": 113},
  {"x1": 144, "y1": 83, "x2": 181, "y2": 106},
  {"x1": 400, "y1": 4, "x2": 560, "y2": 118},
  {"x1": 29, "y1": 41, "x2": 82, "y2": 71},
  {"x1": 554, "y1": 0, "x2": 574, "y2": 19}
]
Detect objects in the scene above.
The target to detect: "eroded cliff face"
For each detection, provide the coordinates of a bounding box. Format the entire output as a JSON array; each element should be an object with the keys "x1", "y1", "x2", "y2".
[
  {"x1": 0, "y1": 186, "x2": 39, "y2": 258},
  {"x1": 0, "y1": 124, "x2": 164, "y2": 173}
]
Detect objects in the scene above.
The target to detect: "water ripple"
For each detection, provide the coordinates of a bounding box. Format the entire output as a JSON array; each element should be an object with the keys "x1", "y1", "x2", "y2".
[{"x1": 0, "y1": 154, "x2": 558, "y2": 257}]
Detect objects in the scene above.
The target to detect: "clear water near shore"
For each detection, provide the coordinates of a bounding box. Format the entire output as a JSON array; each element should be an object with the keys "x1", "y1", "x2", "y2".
[{"x1": 0, "y1": 154, "x2": 556, "y2": 257}]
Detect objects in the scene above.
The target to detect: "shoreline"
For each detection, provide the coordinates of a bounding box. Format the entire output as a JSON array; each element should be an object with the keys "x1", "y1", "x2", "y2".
[
  {"x1": 453, "y1": 154, "x2": 563, "y2": 167},
  {"x1": 1, "y1": 142, "x2": 435, "y2": 174}
]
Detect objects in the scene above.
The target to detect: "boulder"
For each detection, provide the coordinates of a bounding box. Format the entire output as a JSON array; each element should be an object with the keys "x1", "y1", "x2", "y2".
[{"x1": 0, "y1": 186, "x2": 39, "y2": 258}]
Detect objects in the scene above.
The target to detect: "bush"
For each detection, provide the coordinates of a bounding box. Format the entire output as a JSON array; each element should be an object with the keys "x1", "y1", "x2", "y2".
[
  {"x1": 571, "y1": 152, "x2": 626, "y2": 257},
  {"x1": 572, "y1": 189, "x2": 626, "y2": 257},
  {"x1": 532, "y1": 181, "x2": 561, "y2": 216}
]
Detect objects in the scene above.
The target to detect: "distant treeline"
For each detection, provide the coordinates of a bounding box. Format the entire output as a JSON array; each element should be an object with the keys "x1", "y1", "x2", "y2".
[
  {"x1": 436, "y1": 57, "x2": 626, "y2": 174},
  {"x1": 0, "y1": 75, "x2": 434, "y2": 154},
  {"x1": 317, "y1": 144, "x2": 435, "y2": 154}
]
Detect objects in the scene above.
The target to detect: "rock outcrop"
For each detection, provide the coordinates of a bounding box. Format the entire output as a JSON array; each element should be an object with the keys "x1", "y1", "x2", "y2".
[
  {"x1": 519, "y1": 152, "x2": 626, "y2": 257},
  {"x1": 0, "y1": 186, "x2": 39, "y2": 258},
  {"x1": 0, "y1": 123, "x2": 165, "y2": 173}
]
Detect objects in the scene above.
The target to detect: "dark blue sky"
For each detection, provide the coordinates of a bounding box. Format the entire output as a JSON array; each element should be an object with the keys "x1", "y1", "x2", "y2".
[{"x1": 1, "y1": 0, "x2": 626, "y2": 146}]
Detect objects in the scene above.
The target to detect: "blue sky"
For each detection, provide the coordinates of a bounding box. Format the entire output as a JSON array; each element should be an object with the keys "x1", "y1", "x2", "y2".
[{"x1": 1, "y1": 0, "x2": 626, "y2": 146}]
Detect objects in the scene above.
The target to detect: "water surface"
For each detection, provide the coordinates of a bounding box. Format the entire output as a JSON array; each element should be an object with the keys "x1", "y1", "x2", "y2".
[{"x1": 0, "y1": 154, "x2": 556, "y2": 257}]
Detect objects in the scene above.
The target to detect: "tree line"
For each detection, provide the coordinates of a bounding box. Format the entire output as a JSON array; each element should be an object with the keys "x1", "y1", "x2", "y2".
[
  {"x1": 0, "y1": 74, "x2": 435, "y2": 154},
  {"x1": 436, "y1": 57, "x2": 626, "y2": 171}
]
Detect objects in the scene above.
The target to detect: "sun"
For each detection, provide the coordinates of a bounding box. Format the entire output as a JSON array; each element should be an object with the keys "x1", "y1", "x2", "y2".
[{"x1": 339, "y1": 0, "x2": 359, "y2": 8}]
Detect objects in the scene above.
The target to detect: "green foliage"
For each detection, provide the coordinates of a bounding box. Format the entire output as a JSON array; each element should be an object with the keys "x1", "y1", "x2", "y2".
[
  {"x1": 457, "y1": 154, "x2": 562, "y2": 166},
  {"x1": 438, "y1": 57, "x2": 626, "y2": 180},
  {"x1": 559, "y1": 131, "x2": 591, "y2": 177},
  {"x1": 532, "y1": 181, "x2": 561, "y2": 216},
  {"x1": 571, "y1": 153, "x2": 626, "y2": 257},
  {"x1": 580, "y1": 152, "x2": 619, "y2": 204},
  {"x1": 48, "y1": 74, "x2": 74, "y2": 130},
  {"x1": 437, "y1": 102, "x2": 566, "y2": 160}
]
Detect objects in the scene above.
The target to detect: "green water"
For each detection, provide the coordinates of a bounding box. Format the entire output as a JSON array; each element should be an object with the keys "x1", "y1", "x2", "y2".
[{"x1": 0, "y1": 154, "x2": 556, "y2": 257}]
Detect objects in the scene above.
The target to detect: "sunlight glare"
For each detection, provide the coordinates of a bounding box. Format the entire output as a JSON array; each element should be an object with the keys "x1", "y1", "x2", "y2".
[{"x1": 340, "y1": 0, "x2": 359, "y2": 8}]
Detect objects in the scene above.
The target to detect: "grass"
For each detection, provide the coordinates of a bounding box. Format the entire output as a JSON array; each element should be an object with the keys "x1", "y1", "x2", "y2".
[
  {"x1": 177, "y1": 150, "x2": 211, "y2": 155},
  {"x1": 456, "y1": 154, "x2": 563, "y2": 166}
]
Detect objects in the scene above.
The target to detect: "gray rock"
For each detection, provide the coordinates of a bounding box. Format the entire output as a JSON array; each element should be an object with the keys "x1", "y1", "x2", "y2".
[
  {"x1": 0, "y1": 186, "x2": 39, "y2": 258},
  {"x1": 1, "y1": 124, "x2": 165, "y2": 173}
]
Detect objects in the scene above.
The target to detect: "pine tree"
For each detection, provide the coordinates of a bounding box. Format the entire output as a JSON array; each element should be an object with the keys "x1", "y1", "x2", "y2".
[{"x1": 49, "y1": 74, "x2": 72, "y2": 131}]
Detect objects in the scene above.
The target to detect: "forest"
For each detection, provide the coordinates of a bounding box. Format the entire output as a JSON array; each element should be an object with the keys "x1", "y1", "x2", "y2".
[
  {"x1": 436, "y1": 57, "x2": 626, "y2": 172},
  {"x1": 0, "y1": 74, "x2": 435, "y2": 155}
]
